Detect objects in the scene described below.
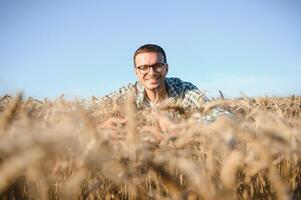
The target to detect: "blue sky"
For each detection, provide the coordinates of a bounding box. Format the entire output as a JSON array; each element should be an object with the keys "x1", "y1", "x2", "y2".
[{"x1": 1, "y1": 0, "x2": 300, "y2": 99}]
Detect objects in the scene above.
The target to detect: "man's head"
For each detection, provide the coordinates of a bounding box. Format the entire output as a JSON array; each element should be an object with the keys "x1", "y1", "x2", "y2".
[{"x1": 133, "y1": 44, "x2": 169, "y2": 91}]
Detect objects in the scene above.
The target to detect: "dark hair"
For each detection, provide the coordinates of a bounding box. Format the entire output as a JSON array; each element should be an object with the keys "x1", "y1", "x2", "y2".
[{"x1": 133, "y1": 44, "x2": 167, "y2": 66}]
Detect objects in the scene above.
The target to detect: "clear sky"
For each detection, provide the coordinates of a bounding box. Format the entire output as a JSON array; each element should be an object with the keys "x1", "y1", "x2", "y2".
[{"x1": 1, "y1": 0, "x2": 300, "y2": 99}]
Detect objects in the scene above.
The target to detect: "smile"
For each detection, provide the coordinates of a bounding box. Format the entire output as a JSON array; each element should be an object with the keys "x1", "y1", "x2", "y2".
[{"x1": 146, "y1": 76, "x2": 160, "y2": 81}]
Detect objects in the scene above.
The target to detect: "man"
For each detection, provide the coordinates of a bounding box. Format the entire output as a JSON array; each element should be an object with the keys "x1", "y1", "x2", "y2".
[
  {"x1": 100, "y1": 44, "x2": 232, "y2": 131},
  {"x1": 102, "y1": 44, "x2": 210, "y2": 111}
]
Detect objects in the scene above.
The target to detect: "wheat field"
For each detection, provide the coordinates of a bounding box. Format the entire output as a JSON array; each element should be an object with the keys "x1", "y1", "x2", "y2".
[{"x1": 0, "y1": 94, "x2": 300, "y2": 200}]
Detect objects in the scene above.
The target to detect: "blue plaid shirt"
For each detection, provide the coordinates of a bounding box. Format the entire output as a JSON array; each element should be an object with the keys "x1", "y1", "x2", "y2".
[
  {"x1": 101, "y1": 77, "x2": 209, "y2": 110},
  {"x1": 101, "y1": 77, "x2": 232, "y2": 123}
]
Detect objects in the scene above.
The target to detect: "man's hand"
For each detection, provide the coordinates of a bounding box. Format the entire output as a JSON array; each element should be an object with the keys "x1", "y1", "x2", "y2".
[
  {"x1": 141, "y1": 126, "x2": 165, "y2": 142},
  {"x1": 98, "y1": 117, "x2": 127, "y2": 130}
]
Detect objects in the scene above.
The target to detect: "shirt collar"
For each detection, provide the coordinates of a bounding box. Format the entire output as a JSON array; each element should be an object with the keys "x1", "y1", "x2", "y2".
[
  {"x1": 136, "y1": 81, "x2": 146, "y2": 109},
  {"x1": 135, "y1": 78, "x2": 180, "y2": 109}
]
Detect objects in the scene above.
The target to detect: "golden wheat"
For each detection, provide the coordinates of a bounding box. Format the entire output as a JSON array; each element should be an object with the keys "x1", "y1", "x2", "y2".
[{"x1": 0, "y1": 94, "x2": 300, "y2": 199}]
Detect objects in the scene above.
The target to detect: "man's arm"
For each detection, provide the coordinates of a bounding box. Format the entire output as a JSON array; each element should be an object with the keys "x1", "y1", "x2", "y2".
[
  {"x1": 97, "y1": 83, "x2": 136, "y2": 130},
  {"x1": 180, "y1": 82, "x2": 233, "y2": 123},
  {"x1": 100, "y1": 83, "x2": 136, "y2": 105},
  {"x1": 180, "y1": 82, "x2": 209, "y2": 111}
]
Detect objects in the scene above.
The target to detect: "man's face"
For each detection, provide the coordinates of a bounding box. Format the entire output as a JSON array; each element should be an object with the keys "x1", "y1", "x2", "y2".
[{"x1": 134, "y1": 52, "x2": 168, "y2": 91}]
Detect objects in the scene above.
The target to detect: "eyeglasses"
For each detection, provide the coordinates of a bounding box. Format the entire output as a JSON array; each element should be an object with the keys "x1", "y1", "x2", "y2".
[{"x1": 136, "y1": 63, "x2": 167, "y2": 75}]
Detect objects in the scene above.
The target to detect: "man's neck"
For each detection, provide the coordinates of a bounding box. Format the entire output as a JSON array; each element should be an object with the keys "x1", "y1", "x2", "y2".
[{"x1": 145, "y1": 82, "x2": 167, "y2": 103}]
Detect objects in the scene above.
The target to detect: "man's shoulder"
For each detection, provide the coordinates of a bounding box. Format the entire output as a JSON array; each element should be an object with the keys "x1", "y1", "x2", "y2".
[
  {"x1": 166, "y1": 77, "x2": 198, "y2": 90},
  {"x1": 166, "y1": 77, "x2": 209, "y2": 108},
  {"x1": 101, "y1": 82, "x2": 137, "y2": 102},
  {"x1": 114, "y1": 82, "x2": 137, "y2": 94}
]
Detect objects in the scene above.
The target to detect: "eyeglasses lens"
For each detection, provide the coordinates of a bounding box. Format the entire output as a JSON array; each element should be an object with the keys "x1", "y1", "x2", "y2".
[{"x1": 138, "y1": 63, "x2": 165, "y2": 74}]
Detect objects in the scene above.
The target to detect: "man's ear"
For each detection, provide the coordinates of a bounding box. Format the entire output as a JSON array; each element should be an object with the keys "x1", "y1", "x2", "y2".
[{"x1": 166, "y1": 64, "x2": 169, "y2": 73}]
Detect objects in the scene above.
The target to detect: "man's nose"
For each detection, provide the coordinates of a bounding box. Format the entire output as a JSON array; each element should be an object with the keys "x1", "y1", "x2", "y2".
[{"x1": 148, "y1": 66, "x2": 155, "y2": 75}]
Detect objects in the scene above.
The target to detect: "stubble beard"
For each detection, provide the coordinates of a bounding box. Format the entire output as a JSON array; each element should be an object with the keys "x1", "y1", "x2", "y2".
[{"x1": 145, "y1": 78, "x2": 167, "y2": 103}]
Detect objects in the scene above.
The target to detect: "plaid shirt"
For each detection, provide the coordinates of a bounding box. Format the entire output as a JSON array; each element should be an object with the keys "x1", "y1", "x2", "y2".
[
  {"x1": 101, "y1": 77, "x2": 232, "y2": 123},
  {"x1": 101, "y1": 77, "x2": 209, "y2": 110}
]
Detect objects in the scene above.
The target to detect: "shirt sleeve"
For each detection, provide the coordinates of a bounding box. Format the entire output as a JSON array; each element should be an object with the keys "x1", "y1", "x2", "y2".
[
  {"x1": 100, "y1": 83, "x2": 136, "y2": 105},
  {"x1": 200, "y1": 107, "x2": 234, "y2": 124},
  {"x1": 179, "y1": 81, "x2": 233, "y2": 123},
  {"x1": 180, "y1": 82, "x2": 209, "y2": 111}
]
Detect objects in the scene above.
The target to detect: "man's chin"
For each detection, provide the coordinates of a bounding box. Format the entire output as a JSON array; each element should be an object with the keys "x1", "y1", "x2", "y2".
[{"x1": 145, "y1": 83, "x2": 160, "y2": 90}]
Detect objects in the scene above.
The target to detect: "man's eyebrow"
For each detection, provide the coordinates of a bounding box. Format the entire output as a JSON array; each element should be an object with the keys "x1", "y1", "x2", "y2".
[{"x1": 137, "y1": 64, "x2": 149, "y2": 67}]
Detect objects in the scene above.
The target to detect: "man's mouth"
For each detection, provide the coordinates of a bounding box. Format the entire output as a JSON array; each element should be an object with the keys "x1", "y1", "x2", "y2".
[
  {"x1": 147, "y1": 79, "x2": 160, "y2": 84},
  {"x1": 146, "y1": 76, "x2": 160, "y2": 81}
]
